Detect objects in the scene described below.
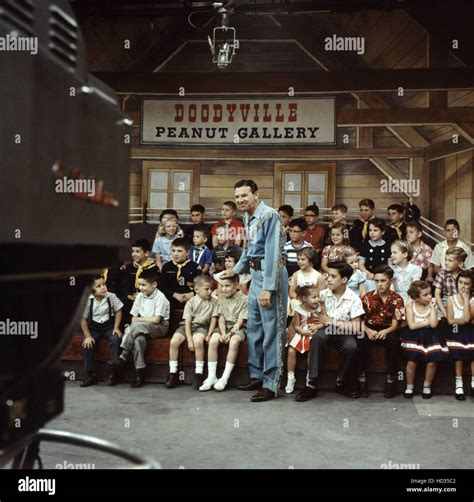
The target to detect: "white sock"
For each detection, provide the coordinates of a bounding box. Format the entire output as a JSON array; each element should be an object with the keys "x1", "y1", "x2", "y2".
[
  {"x1": 169, "y1": 360, "x2": 178, "y2": 373},
  {"x1": 207, "y1": 361, "x2": 217, "y2": 379},
  {"x1": 405, "y1": 384, "x2": 414, "y2": 394},
  {"x1": 423, "y1": 380, "x2": 431, "y2": 394},
  {"x1": 471, "y1": 376, "x2": 474, "y2": 388},
  {"x1": 455, "y1": 376, "x2": 464, "y2": 394},
  {"x1": 287, "y1": 371, "x2": 295, "y2": 379},
  {"x1": 195, "y1": 361, "x2": 204, "y2": 374},
  {"x1": 221, "y1": 362, "x2": 235, "y2": 382}
]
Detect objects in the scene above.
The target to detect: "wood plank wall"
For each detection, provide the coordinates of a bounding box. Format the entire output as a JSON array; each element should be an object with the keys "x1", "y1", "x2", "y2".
[{"x1": 430, "y1": 151, "x2": 473, "y2": 244}]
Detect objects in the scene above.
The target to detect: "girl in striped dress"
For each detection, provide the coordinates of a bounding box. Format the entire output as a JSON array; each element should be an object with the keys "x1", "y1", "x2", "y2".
[
  {"x1": 446, "y1": 270, "x2": 474, "y2": 401},
  {"x1": 402, "y1": 280, "x2": 448, "y2": 399},
  {"x1": 285, "y1": 285, "x2": 324, "y2": 394}
]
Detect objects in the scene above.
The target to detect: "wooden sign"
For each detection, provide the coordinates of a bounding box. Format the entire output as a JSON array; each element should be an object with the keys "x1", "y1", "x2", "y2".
[{"x1": 141, "y1": 96, "x2": 336, "y2": 146}]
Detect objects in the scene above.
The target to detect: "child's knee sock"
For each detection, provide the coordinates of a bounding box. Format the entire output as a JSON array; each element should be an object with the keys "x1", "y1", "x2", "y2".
[
  {"x1": 207, "y1": 361, "x2": 217, "y2": 379},
  {"x1": 195, "y1": 361, "x2": 204, "y2": 374},
  {"x1": 221, "y1": 362, "x2": 235, "y2": 382},
  {"x1": 455, "y1": 376, "x2": 464, "y2": 394},
  {"x1": 169, "y1": 360, "x2": 178, "y2": 373}
]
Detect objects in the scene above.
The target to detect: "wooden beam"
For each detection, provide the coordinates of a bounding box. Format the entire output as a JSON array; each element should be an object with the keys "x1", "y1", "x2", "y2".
[
  {"x1": 339, "y1": 107, "x2": 474, "y2": 126},
  {"x1": 453, "y1": 122, "x2": 474, "y2": 143},
  {"x1": 412, "y1": 157, "x2": 430, "y2": 216},
  {"x1": 93, "y1": 68, "x2": 474, "y2": 94},
  {"x1": 424, "y1": 136, "x2": 474, "y2": 161},
  {"x1": 131, "y1": 146, "x2": 424, "y2": 161}
]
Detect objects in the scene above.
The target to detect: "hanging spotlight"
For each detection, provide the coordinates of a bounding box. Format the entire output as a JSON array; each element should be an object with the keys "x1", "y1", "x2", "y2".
[{"x1": 209, "y1": 3, "x2": 238, "y2": 70}]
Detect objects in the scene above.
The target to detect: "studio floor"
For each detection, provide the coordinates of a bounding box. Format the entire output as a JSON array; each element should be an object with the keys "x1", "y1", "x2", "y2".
[{"x1": 38, "y1": 381, "x2": 474, "y2": 470}]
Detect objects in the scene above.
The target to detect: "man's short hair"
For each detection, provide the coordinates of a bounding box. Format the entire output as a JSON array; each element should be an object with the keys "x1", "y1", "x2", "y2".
[
  {"x1": 172, "y1": 237, "x2": 191, "y2": 251},
  {"x1": 139, "y1": 268, "x2": 159, "y2": 285},
  {"x1": 327, "y1": 260, "x2": 353, "y2": 281},
  {"x1": 289, "y1": 218, "x2": 308, "y2": 232},
  {"x1": 359, "y1": 199, "x2": 375, "y2": 210},
  {"x1": 191, "y1": 204, "x2": 205, "y2": 214},
  {"x1": 234, "y1": 179, "x2": 258, "y2": 193},
  {"x1": 132, "y1": 239, "x2": 151, "y2": 253}
]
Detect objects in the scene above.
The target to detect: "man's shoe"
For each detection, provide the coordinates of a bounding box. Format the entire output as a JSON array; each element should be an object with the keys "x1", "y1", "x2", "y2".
[
  {"x1": 358, "y1": 381, "x2": 369, "y2": 398},
  {"x1": 108, "y1": 357, "x2": 125, "y2": 370},
  {"x1": 336, "y1": 381, "x2": 359, "y2": 398},
  {"x1": 383, "y1": 381, "x2": 397, "y2": 399},
  {"x1": 106, "y1": 371, "x2": 118, "y2": 386},
  {"x1": 80, "y1": 374, "x2": 97, "y2": 388},
  {"x1": 192, "y1": 373, "x2": 204, "y2": 390},
  {"x1": 237, "y1": 379, "x2": 262, "y2": 391},
  {"x1": 295, "y1": 386, "x2": 318, "y2": 402},
  {"x1": 165, "y1": 372, "x2": 179, "y2": 389},
  {"x1": 250, "y1": 388, "x2": 275, "y2": 402},
  {"x1": 131, "y1": 368, "x2": 145, "y2": 388}
]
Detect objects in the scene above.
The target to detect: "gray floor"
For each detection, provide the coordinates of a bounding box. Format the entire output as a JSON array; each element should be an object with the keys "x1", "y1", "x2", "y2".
[{"x1": 37, "y1": 382, "x2": 474, "y2": 469}]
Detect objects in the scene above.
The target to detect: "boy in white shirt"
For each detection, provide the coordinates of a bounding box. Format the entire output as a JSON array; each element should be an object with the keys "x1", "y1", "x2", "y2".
[
  {"x1": 295, "y1": 261, "x2": 365, "y2": 401},
  {"x1": 109, "y1": 269, "x2": 170, "y2": 388}
]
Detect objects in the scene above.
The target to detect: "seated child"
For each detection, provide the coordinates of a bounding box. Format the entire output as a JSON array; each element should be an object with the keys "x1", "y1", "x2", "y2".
[
  {"x1": 284, "y1": 218, "x2": 313, "y2": 277},
  {"x1": 430, "y1": 219, "x2": 474, "y2": 274},
  {"x1": 445, "y1": 270, "x2": 474, "y2": 400},
  {"x1": 214, "y1": 250, "x2": 251, "y2": 295},
  {"x1": 166, "y1": 275, "x2": 218, "y2": 390},
  {"x1": 360, "y1": 265, "x2": 404, "y2": 398},
  {"x1": 212, "y1": 224, "x2": 241, "y2": 273},
  {"x1": 199, "y1": 275, "x2": 248, "y2": 392},
  {"x1": 433, "y1": 247, "x2": 467, "y2": 318},
  {"x1": 152, "y1": 215, "x2": 180, "y2": 270},
  {"x1": 358, "y1": 218, "x2": 391, "y2": 292},
  {"x1": 295, "y1": 261, "x2": 365, "y2": 401},
  {"x1": 386, "y1": 204, "x2": 407, "y2": 244},
  {"x1": 303, "y1": 204, "x2": 325, "y2": 253},
  {"x1": 321, "y1": 223, "x2": 354, "y2": 274},
  {"x1": 285, "y1": 285, "x2": 324, "y2": 394},
  {"x1": 211, "y1": 201, "x2": 244, "y2": 248},
  {"x1": 80, "y1": 275, "x2": 123, "y2": 388},
  {"x1": 401, "y1": 280, "x2": 448, "y2": 399},
  {"x1": 189, "y1": 224, "x2": 213, "y2": 274},
  {"x1": 323, "y1": 204, "x2": 349, "y2": 245},
  {"x1": 119, "y1": 239, "x2": 158, "y2": 325},
  {"x1": 109, "y1": 269, "x2": 170, "y2": 388},
  {"x1": 184, "y1": 204, "x2": 213, "y2": 249},
  {"x1": 288, "y1": 247, "x2": 324, "y2": 316},
  {"x1": 278, "y1": 204, "x2": 294, "y2": 242},
  {"x1": 349, "y1": 198, "x2": 376, "y2": 252},
  {"x1": 390, "y1": 240, "x2": 422, "y2": 304},
  {"x1": 160, "y1": 238, "x2": 202, "y2": 310},
  {"x1": 341, "y1": 249, "x2": 366, "y2": 296},
  {"x1": 406, "y1": 220, "x2": 434, "y2": 282}
]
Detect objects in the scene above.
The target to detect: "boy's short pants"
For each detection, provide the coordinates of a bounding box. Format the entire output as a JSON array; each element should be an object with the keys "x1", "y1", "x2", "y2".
[
  {"x1": 174, "y1": 322, "x2": 209, "y2": 337},
  {"x1": 212, "y1": 320, "x2": 247, "y2": 342}
]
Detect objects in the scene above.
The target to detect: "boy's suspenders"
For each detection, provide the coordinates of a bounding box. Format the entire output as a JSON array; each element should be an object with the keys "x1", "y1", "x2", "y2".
[{"x1": 89, "y1": 296, "x2": 114, "y2": 331}]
